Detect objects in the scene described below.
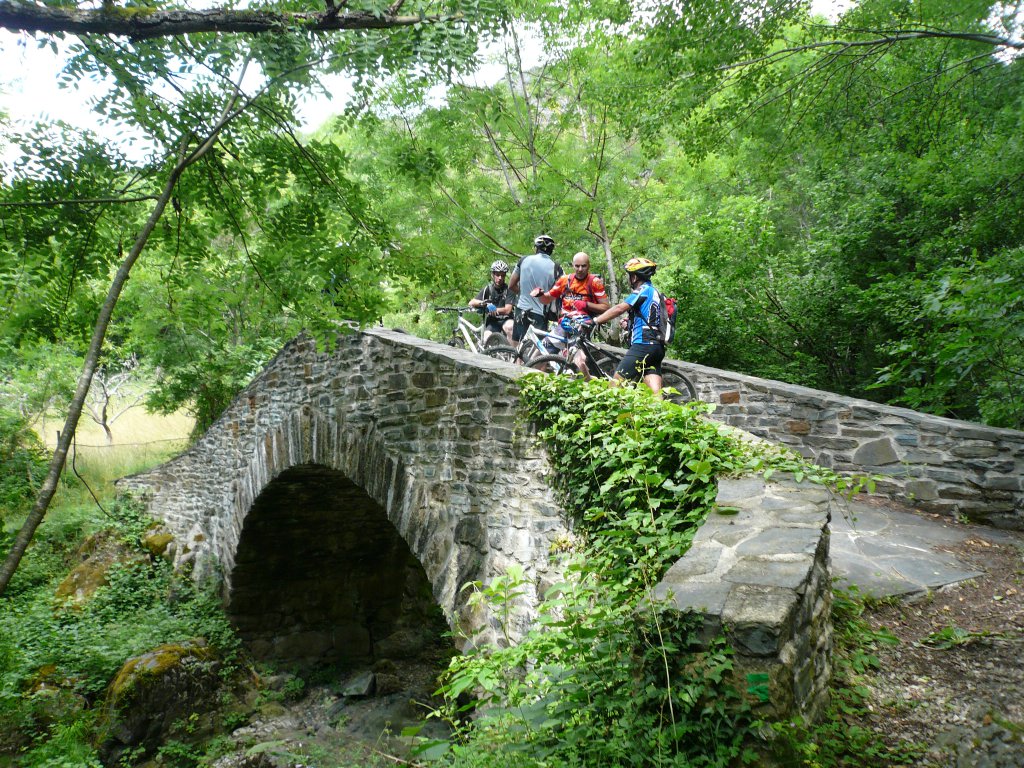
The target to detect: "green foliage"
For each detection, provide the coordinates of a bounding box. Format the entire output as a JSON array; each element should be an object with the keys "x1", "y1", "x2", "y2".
[
  {"x1": 920, "y1": 624, "x2": 994, "y2": 650},
  {"x1": 0, "y1": 496, "x2": 241, "y2": 766},
  {"x1": 871, "y1": 248, "x2": 1024, "y2": 428},
  {"x1": 0, "y1": 340, "x2": 80, "y2": 427},
  {"x1": 0, "y1": 407, "x2": 47, "y2": 525}
]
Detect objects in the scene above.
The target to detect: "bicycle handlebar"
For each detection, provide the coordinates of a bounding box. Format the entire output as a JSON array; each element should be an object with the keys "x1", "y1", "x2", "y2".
[{"x1": 434, "y1": 306, "x2": 485, "y2": 314}]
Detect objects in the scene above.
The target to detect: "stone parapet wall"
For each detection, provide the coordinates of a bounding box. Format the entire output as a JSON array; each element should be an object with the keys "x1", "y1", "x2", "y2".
[
  {"x1": 654, "y1": 477, "x2": 833, "y2": 720},
  {"x1": 661, "y1": 359, "x2": 1024, "y2": 530}
]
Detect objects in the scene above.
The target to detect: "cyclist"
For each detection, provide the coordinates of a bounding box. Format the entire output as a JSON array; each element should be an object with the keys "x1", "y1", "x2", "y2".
[
  {"x1": 530, "y1": 251, "x2": 609, "y2": 374},
  {"x1": 468, "y1": 260, "x2": 515, "y2": 345},
  {"x1": 508, "y1": 234, "x2": 563, "y2": 343},
  {"x1": 592, "y1": 257, "x2": 666, "y2": 395}
]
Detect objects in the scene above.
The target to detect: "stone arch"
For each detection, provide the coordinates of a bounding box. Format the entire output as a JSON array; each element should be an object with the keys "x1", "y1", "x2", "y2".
[
  {"x1": 217, "y1": 407, "x2": 498, "y2": 655},
  {"x1": 227, "y1": 463, "x2": 447, "y2": 666}
]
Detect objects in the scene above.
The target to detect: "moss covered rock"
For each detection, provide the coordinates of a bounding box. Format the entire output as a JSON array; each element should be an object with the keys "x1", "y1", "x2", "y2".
[
  {"x1": 53, "y1": 530, "x2": 146, "y2": 605},
  {"x1": 97, "y1": 638, "x2": 222, "y2": 766},
  {"x1": 141, "y1": 526, "x2": 175, "y2": 560}
]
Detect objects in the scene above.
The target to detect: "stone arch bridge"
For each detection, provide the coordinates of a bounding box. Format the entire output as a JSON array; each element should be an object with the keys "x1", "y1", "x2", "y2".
[
  {"x1": 121, "y1": 329, "x2": 565, "y2": 665},
  {"x1": 121, "y1": 328, "x2": 1024, "y2": 685}
]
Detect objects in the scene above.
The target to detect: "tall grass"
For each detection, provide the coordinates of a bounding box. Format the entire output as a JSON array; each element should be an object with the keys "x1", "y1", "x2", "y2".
[{"x1": 32, "y1": 405, "x2": 194, "y2": 505}]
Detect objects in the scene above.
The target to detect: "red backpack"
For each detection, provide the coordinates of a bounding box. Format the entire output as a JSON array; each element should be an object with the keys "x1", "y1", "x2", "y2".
[
  {"x1": 639, "y1": 291, "x2": 677, "y2": 344},
  {"x1": 659, "y1": 294, "x2": 677, "y2": 344}
]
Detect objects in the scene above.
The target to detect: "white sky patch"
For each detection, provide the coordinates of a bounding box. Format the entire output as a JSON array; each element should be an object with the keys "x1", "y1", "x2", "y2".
[{"x1": 2, "y1": 2, "x2": 855, "y2": 140}]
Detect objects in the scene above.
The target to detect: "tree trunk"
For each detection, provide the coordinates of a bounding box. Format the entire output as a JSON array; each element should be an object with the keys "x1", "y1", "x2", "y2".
[
  {"x1": 596, "y1": 211, "x2": 618, "y2": 304},
  {"x1": 0, "y1": 59, "x2": 259, "y2": 595}
]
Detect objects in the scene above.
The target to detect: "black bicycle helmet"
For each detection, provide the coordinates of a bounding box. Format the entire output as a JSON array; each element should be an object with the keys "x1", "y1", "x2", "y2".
[
  {"x1": 534, "y1": 234, "x2": 555, "y2": 255},
  {"x1": 490, "y1": 260, "x2": 509, "y2": 273}
]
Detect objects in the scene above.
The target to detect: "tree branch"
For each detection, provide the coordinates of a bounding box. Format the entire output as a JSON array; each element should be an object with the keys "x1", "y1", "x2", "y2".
[
  {"x1": 0, "y1": 2, "x2": 463, "y2": 40},
  {"x1": 721, "y1": 28, "x2": 1024, "y2": 75},
  {"x1": 0, "y1": 195, "x2": 159, "y2": 208}
]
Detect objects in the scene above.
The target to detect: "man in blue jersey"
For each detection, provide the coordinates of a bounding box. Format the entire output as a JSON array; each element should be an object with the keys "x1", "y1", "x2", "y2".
[
  {"x1": 591, "y1": 258, "x2": 665, "y2": 395},
  {"x1": 508, "y1": 234, "x2": 563, "y2": 342}
]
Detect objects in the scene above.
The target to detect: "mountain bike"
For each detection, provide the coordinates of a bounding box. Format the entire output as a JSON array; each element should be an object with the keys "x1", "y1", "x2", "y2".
[
  {"x1": 505, "y1": 322, "x2": 566, "y2": 365},
  {"x1": 434, "y1": 307, "x2": 519, "y2": 361},
  {"x1": 525, "y1": 318, "x2": 698, "y2": 403}
]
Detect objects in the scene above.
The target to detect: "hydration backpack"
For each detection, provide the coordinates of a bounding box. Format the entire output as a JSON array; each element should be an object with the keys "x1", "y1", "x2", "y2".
[
  {"x1": 660, "y1": 294, "x2": 677, "y2": 344},
  {"x1": 639, "y1": 290, "x2": 677, "y2": 345}
]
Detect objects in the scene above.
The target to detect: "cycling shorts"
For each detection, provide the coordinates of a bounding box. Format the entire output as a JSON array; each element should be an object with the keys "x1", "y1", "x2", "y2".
[
  {"x1": 615, "y1": 343, "x2": 665, "y2": 381},
  {"x1": 512, "y1": 310, "x2": 548, "y2": 342},
  {"x1": 484, "y1": 317, "x2": 509, "y2": 334}
]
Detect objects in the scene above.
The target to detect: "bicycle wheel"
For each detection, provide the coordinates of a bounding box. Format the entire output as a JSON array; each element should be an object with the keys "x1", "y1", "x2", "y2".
[
  {"x1": 482, "y1": 345, "x2": 521, "y2": 364},
  {"x1": 590, "y1": 352, "x2": 618, "y2": 380},
  {"x1": 526, "y1": 354, "x2": 579, "y2": 376},
  {"x1": 661, "y1": 370, "x2": 697, "y2": 403},
  {"x1": 483, "y1": 333, "x2": 510, "y2": 349}
]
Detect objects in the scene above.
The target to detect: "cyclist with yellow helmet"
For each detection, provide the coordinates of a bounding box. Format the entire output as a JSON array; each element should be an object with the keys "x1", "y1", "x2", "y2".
[{"x1": 592, "y1": 257, "x2": 666, "y2": 394}]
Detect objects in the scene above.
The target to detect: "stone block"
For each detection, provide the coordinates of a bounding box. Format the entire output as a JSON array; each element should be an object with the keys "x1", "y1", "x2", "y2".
[
  {"x1": 905, "y1": 479, "x2": 940, "y2": 501},
  {"x1": 717, "y1": 477, "x2": 766, "y2": 504},
  {"x1": 951, "y1": 443, "x2": 999, "y2": 459},
  {"x1": 662, "y1": 544, "x2": 724, "y2": 579},
  {"x1": 734, "y1": 526, "x2": 822, "y2": 558},
  {"x1": 899, "y1": 449, "x2": 946, "y2": 465},
  {"x1": 804, "y1": 436, "x2": 860, "y2": 451},
  {"x1": 852, "y1": 437, "x2": 899, "y2": 466},
  {"x1": 652, "y1": 581, "x2": 732, "y2": 617},
  {"x1": 725, "y1": 556, "x2": 816, "y2": 591},
  {"x1": 983, "y1": 475, "x2": 1023, "y2": 491},
  {"x1": 722, "y1": 585, "x2": 799, "y2": 656}
]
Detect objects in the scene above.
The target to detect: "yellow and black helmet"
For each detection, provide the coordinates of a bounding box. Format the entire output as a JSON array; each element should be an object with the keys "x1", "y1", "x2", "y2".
[{"x1": 623, "y1": 257, "x2": 657, "y2": 278}]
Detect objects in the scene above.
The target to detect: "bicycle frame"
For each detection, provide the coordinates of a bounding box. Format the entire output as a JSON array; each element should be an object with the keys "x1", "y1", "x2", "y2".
[
  {"x1": 515, "y1": 323, "x2": 561, "y2": 363},
  {"x1": 561, "y1": 328, "x2": 617, "y2": 380},
  {"x1": 435, "y1": 307, "x2": 505, "y2": 354}
]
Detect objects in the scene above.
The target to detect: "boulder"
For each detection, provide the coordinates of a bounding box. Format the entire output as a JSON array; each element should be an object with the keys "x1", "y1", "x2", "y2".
[
  {"x1": 54, "y1": 530, "x2": 147, "y2": 605},
  {"x1": 97, "y1": 638, "x2": 222, "y2": 766}
]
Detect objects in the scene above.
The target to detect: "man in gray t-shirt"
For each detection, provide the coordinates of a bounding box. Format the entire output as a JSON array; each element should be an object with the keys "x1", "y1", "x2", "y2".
[{"x1": 508, "y1": 234, "x2": 563, "y2": 341}]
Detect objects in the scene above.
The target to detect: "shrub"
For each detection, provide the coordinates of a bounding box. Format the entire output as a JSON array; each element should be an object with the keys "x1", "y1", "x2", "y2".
[{"x1": 0, "y1": 407, "x2": 48, "y2": 525}]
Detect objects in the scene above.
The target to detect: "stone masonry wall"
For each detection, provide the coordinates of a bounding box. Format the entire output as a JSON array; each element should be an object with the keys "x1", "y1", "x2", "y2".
[
  {"x1": 660, "y1": 358, "x2": 1024, "y2": 530},
  {"x1": 654, "y1": 476, "x2": 834, "y2": 720},
  {"x1": 120, "y1": 328, "x2": 568, "y2": 650}
]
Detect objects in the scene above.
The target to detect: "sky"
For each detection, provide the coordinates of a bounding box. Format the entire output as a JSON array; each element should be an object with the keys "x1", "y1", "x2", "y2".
[{"x1": 0, "y1": 0, "x2": 853, "y2": 156}]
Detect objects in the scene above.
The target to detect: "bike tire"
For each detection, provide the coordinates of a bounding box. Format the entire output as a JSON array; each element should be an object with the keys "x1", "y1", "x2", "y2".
[
  {"x1": 661, "y1": 370, "x2": 697, "y2": 403},
  {"x1": 526, "y1": 354, "x2": 579, "y2": 376},
  {"x1": 482, "y1": 345, "x2": 521, "y2": 364},
  {"x1": 483, "y1": 334, "x2": 510, "y2": 349},
  {"x1": 590, "y1": 352, "x2": 618, "y2": 380}
]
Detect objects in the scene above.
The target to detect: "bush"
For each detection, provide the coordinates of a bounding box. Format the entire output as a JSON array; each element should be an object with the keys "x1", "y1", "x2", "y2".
[{"x1": 0, "y1": 408, "x2": 48, "y2": 525}]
